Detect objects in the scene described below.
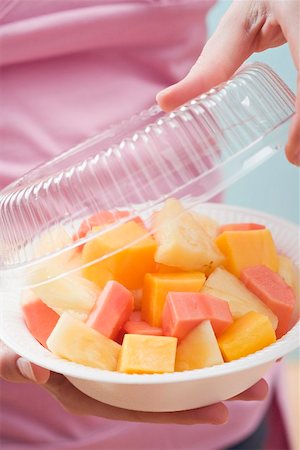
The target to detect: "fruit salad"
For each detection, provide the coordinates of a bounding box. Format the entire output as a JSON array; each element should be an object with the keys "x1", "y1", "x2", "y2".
[{"x1": 22, "y1": 199, "x2": 299, "y2": 374}]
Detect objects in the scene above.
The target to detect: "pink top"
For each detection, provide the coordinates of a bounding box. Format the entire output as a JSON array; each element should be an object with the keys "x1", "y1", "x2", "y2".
[{"x1": 0, "y1": 2, "x2": 285, "y2": 449}]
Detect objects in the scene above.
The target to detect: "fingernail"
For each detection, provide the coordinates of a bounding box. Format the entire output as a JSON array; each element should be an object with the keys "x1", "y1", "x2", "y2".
[{"x1": 16, "y1": 357, "x2": 37, "y2": 382}]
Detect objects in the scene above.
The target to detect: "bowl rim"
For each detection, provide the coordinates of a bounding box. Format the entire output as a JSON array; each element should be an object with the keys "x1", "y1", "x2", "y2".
[{"x1": 1, "y1": 203, "x2": 299, "y2": 385}]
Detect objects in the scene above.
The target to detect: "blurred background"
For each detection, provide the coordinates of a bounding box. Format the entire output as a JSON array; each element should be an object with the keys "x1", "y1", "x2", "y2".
[{"x1": 208, "y1": 0, "x2": 299, "y2": 225}]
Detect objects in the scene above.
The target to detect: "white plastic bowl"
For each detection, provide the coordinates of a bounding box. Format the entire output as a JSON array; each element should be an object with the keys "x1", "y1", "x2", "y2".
[{"x1": 1, "y1": 203, "x2": 299, "y2": 412}]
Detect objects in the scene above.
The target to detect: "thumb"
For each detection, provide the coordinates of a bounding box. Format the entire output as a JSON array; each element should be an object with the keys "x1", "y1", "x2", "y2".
[{"x1": 157, "y1": 1, "x2": 265, "y2": 111}]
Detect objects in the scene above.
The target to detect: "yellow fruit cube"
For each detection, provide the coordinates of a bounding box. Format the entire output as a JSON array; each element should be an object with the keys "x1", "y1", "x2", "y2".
[
  {"x1": 153, "y1": 198, "x2": 224, "y2": 274},
  {"x1": 47, "y1": 313, "x2": 121, "y2": 370},
  {"x1": 217, "y1": 311, "x2": 276, "y2": 362},
  {"x1": 117, "y1": 334, "x2": 177, "y2": 374},
  {"x1": 215, "y1": 229, "x2": 279, "y2": 277},
  {"x1": 175, "y1": 321, "x2": 224, "y2": 372},
  {"x1": 82, "y1": 221, "x2": 157, "y2": 289},
  {"x1": 141, "y1": 272, "x2": 206, "y2": 327}
]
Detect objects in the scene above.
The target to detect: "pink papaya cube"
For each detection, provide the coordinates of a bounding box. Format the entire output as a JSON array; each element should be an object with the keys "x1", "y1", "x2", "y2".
[
  {"x1": 241, "y1": 265, "x2": 296, "y2": 338},
  {"x1": 124, "y1": 320, "x2": 163, "y2": 336},
  {"x1": 162, "y1": 292, "x2": 233, "y2": 340},
  {"x1": 86, "y1": 281, "x2": 134, "y2": 340}
]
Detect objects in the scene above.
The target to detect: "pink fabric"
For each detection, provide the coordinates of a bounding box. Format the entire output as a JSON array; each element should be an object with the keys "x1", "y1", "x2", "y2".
[{"x1": 0, "y1": 2, "x2": 286, "y2": 450}]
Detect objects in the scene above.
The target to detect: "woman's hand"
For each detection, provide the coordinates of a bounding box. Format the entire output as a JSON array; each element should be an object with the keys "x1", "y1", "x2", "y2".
[
  {"x1": 0, "y1": 343, "x2": 268, "y2": 425},
  {"x1": 157, "y1": 0, "x2": 300, "y2": 166}
]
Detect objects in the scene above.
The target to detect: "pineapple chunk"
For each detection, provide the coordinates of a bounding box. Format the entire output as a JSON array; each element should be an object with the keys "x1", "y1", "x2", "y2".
[
  {"x1": 175, "y1": 321, "x2": 224, "y2": 371},
  {"x1": 33, "y1": 273, "x2": 100, "y2": 316},
  {"x1": 47, "y1": 313, "x2": 121, "y2": 370},
  {"x1": 202, "y1": 267, "x2": 278, "y2": 330},
  {"x1": 153, "y1": 199, "x2": 224, "y2": 274},
  {"x1": 278, "y1": 255, "x2": 300, "y2": 327}
]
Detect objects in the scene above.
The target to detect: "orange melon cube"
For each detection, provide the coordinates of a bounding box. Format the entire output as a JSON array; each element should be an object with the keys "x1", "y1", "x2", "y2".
[
  {"x1": 117, "y1": 334, "x2": 177, "y2": 374},
  {"x1": 86, "y1": 281, "x2": 134, "y2": 340},
  {"x1": 175, "y1": 321, "x2": 224, "y2": 371},
  {"x1": 141, "y1": 272, "x2": 206, "y2": 327},
  {"x1": 82, "y1": 221, "x2": 157, "y2": 289},
  {"x1": 155, "y1": 264, "x2": 185, "y2": 274},
  {"x1": 217, "y1": 311, "x2": 276, "y2": 362},
  {"x1": 215, "y1": 229, "x2": 279, "y2": 277},
  {"x1": 241, "y1": 265, "x2": 296, "y2": 338}
]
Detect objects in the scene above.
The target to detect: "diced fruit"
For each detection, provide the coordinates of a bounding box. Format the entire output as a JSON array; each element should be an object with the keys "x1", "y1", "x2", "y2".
[
  {"x1": 279, "y1": 255, "x2": 297, "y2": 288},
  {"x1": 241, "y1": 265, "x2": 296, "y2": 338},
  {"x1": 117, "y1": 334, "x2": 177, "y2": 374},
  {"x1": 82, "y1": 221, "x2": 157, "y2": 289},
  {"x1": 153, "y1": 198, "x2": 224, "y2": 274},
  {"x1": 47, "y1": 313, "x2": 121, "y2": 370},
  {"x1": 21, "y1": 290, "x2": 59, "y2": 348},
  {"x1": 202, "y1": 267, "x2": 278, "y2": 330},
  {"x1": 218, "y1": 223, "x2": 265, "y2": 233},
  {"x1": 77, "y1": 210, "x2": 144, "y2": 239},
  {"x1": 128, "y1": 311, "x2": 142, "y2": 322},
  {"x1": 33, "y1": 273, "x2": 100, "y2": 316},
  {"x1": 162, "y1": 292, "x2": 233, "y2": 340},
  {"x1": 278, "y1": 255, "x2": 300, "y2": 327},
  {"x1": 155, "y1": 264, "x2": 184, "y2": 274},
  {"x1": 141, "y1": 272, "x2": 206, "y2": 327},
  {"x1": 190, "y1": 212, "x2": 219, "y2": 239},
  {"x1": 131, "y1": 289, "x2": 143, "y2": 311},
  {"x1": 175, "y1": 321, "x2": 224, "y2": 371},
  {"x1": 33, "y1": 226, "x2": 75, "y2": 265},
  {"x1": 215, "y1": 229, "x2": 278, "y2": 277},
  {"x1": 86, "y1": 281, "x2": 134, "y2": 340},
  {"x1": 218, "y1": 311, "x2": 276, "y2": 362},
  {"x1": 124, "y1": 320, "x2": 163, "y2": 336}
]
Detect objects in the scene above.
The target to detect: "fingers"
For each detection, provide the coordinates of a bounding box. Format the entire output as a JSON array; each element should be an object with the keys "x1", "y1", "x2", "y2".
[
  {"x1": 44, "y1": 373, "x2": 228, "y2": 424},
  {"x1": 272, "y1": 1, "x2": 300, "y2": 166},
  {"x1": 285, "y1": 77, "x2": 300, "y2": 166},
  {"x1": 157, "y1": 0, "x2": 265, "y2": 111},
  {"x1": 0, "y1": 341, "x2": 50, "y2": 384},
  {"x1": 229, "y1": 379, "x2": 269, "y2": 401}
]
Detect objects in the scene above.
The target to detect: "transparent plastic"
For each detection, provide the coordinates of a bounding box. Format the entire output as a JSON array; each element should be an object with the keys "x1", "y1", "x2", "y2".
[{"x1": 0, "y1": 62, "x2": 296, "y2": 291}]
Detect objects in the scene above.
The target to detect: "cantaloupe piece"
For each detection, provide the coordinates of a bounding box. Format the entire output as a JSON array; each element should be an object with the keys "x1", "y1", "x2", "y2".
[
  {"x1": 218, "y1": 223, "x2": 265, "y2": 233},
  {"x1": 153, "y1": 198, "x2": 224, "y2": 275},
  {"x1": 21, "y1": 290, "x2": 59, "y2": 348},
  {"x1": 141, "y1": 272, "x2": 206, "y2": 327},
  {"x1": 175, "y1": 321, "x2": 224, "y2": 371},
  {"x1": 215, "y1": 229, "x2": 278, "y2": 277},
  {"x1": 86, "y1": 281, "x2": 134, "y2": 340},
  {"x1": 202, "y1": 267, "x2": 278, "y2": 330},
  {"x1": 82, "y1": 221, "x2": 157, "y2": 289},
  {"x1": 241, "y1": 265, "x2": 296, "y2": 338},
  {"x1": 218, "y1": 311, "x2": 276, "y2": 362},
  {"x1": 162, "y1": 292, "x2": 233, "y2": 340},
  {"x1": 117, "y1": 334, "x2": 177, "y2": 374},
  {"x1": 47, "y1": 313, "x2": 121, "y2": 370}
]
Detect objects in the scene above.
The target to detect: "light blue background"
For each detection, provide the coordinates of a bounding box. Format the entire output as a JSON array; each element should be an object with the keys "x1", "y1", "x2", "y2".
[{"x1": 208, "y1": 0, "x2": 299, "y2": 225}]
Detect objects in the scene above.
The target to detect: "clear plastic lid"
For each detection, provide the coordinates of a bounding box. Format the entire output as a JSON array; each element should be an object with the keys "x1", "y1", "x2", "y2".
[{"x1": 0, "y1": 63, "x2": 295, "y2": 291}]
